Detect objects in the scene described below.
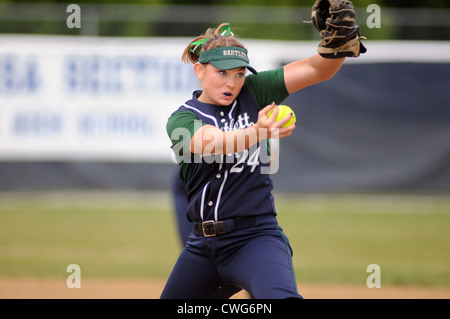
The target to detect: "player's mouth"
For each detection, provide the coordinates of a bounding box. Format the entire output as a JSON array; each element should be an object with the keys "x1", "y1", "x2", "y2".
[{"x1": 223, "y1": 92, "x2": 233, "y2": 98}]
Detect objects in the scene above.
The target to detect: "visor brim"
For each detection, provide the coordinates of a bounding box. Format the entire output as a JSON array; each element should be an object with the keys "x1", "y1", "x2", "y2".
[{"x1": 209, "y1": 59, "x2": 258, "y2": 75}]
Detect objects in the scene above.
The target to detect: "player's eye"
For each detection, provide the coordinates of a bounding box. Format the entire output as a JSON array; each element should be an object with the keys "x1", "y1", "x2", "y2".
[{"x1": 218, "y1": 70, "x2": 227, "y2": 76}]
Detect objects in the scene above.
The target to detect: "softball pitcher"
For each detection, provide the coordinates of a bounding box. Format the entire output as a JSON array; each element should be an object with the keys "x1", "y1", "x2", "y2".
[{"x1": 162, "y1": 1, "x2": 365, "y2": 299}]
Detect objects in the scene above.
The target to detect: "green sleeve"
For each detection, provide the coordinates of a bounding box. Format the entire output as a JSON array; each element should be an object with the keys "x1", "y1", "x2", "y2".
[
  {"x1": 244, "y1": 67, "x2": 289, "y2": 109},
  {"x1": 166, "y1": 110, "x2": 207, "y2": 183},
  {"x1": 166, "y1": 110, "x2": 206, "y2": 151}
]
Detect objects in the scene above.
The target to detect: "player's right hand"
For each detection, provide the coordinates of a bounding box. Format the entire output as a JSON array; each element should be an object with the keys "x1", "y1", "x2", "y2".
[{"x1": 257, "y1": 102, "x2": 296, "y2": 139}]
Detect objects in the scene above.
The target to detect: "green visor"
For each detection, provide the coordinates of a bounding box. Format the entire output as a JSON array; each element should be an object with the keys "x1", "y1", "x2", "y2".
[{"x1": 198, "y1": 46, "x2": 258, "y2": 74}]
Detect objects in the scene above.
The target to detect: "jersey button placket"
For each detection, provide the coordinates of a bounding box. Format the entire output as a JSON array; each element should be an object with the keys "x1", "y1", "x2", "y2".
[{"x1": 219, "y1": 111, "x2": 226, "y2": 123}]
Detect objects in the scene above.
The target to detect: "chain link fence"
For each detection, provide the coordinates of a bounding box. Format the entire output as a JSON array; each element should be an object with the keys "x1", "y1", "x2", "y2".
[{"x1": 0, "y1": 3, "x2": 449, "y2": 40}]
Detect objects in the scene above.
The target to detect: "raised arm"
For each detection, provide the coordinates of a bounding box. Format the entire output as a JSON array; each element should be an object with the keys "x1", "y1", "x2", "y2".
[
  {"x1": 284, "y1": 0, "x2": 367, "y2": 94},
  {"x1": 283, "y1": 54, "x2": 344, "y2": 94}
]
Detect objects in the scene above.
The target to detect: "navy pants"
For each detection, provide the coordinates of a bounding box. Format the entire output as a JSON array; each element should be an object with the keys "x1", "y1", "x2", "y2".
[
  {"x1": 160, "y1": 214, "x2": 301, "y2": 299},
  {"x1": 170, "y1": 171, "x2": 244, "y2": 298}
]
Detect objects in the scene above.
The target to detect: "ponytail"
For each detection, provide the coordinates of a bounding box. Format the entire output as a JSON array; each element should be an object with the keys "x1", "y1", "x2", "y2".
[{"x1": 181, "y1": 23, "x2": 245, "y2": 64}]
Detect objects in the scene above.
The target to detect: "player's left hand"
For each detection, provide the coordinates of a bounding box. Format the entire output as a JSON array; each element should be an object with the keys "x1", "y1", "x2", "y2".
[{"x1": 310, "y1": 0, "x2": 367, "y2": 58}]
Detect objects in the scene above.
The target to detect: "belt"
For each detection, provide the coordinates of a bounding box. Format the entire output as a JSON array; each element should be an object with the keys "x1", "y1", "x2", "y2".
[{"x1": 194, "y1": 217, "x2": 257, "y2": 237}]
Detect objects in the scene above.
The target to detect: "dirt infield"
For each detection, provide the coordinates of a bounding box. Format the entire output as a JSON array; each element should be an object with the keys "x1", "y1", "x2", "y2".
[{"x1": 1, "y1": 277, "x2": 449, "y2": 299}]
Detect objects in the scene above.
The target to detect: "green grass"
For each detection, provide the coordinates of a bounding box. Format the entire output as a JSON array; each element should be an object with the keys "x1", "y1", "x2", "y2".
[
  {"x1": 0, "y1": 192, "x2": 179, "y2": 280},
  {"x1": 275, "y1": 194, "x2": 450, "y2": 287},
  {"x1": 0, "y1": 191, "x2": 449, "y2": 288}
]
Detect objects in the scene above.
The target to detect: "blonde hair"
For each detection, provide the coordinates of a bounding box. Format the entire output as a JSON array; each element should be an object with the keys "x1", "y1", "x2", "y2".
[{"x1": 182, "y1": 23, "x2": 245, "y2": 64}]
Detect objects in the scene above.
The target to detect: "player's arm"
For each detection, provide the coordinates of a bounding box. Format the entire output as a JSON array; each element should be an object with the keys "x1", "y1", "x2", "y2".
[
  {"x1": 283, "y1": 54, "x2": 344, "y2": 94},
  {"x1": 189, "y1": 103, "x2": 294, "y2": 155},
  {"x1": 284, "y1": 0, "x2": 367, "y2": 94}
]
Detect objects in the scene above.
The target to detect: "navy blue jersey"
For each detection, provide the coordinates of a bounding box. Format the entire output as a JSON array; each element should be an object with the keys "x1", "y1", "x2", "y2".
[{"x1": 167, "y1": 68, "x2": 288, "y2": 223}]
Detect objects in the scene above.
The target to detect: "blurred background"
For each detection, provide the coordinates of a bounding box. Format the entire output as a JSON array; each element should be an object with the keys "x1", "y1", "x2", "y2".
[
  {"x1": 0, "y1": 0, "x2": 449, "y2": 298},
  {"x1": 1, "y1": 0, "x2": 450, "y2": 40},
  {"x1": 0, "y1": 0, "x2": 449, "y2": 192}
]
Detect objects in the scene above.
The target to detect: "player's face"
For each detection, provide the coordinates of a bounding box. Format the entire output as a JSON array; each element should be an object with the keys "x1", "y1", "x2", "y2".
[{"x1": 196, "y1": 64, "x2": 246, "y2": 106}]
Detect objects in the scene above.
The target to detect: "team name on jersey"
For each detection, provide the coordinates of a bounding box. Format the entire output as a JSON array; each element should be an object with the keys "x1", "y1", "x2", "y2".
[
  {"x1": 221, "y1": 112, "x2": 254, "y2": 132},
  {"x1": 223, "y1": 49, "x2": 247, "y2": 59}
]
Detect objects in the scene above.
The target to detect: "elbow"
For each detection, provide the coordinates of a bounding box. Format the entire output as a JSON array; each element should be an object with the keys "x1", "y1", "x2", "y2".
[{"x1": 323, "y1": 71, "x2": 337, "y2": 82}]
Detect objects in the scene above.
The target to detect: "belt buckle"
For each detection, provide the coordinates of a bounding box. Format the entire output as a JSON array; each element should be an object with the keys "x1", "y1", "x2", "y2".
[{"x1": 202, "y1": 220, "x2": 216, "y2": 237}]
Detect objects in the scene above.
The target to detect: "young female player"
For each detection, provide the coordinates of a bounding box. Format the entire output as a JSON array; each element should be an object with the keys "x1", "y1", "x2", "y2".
[{"x1": 162, "y1": 21, "x2": 357, "y2": 299}]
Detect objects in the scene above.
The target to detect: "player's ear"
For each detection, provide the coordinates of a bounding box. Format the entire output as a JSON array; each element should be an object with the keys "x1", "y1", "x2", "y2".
[{"x1": 194, "y1": 62, "x2": 205, "y2": 80}]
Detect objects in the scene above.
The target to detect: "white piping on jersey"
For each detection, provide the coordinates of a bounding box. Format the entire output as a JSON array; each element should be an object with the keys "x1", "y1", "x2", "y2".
[
  {"x1": 183, "y1": 104, "x2": 219, "y2": 127},
  {"x1": 184, "y1": 101, "x2": 236, "y2": 221},
  {"x1": 228, "y1": 100, "x2": 237, "y2": 120},
  {"x1": 211, "y1": 102, "x2": 235, "y2": 221},
  {"x1": 200, "y1": 181, "x2": 209, "y2": 221},
  {"x1": 214, "y1": 169, "x2": 229, "y2": 222}
]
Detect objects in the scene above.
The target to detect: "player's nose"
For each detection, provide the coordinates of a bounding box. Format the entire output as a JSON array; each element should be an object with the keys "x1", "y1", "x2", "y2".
[{"x1": 225, "y1": 77, "x2": 236, "y2": 89}]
